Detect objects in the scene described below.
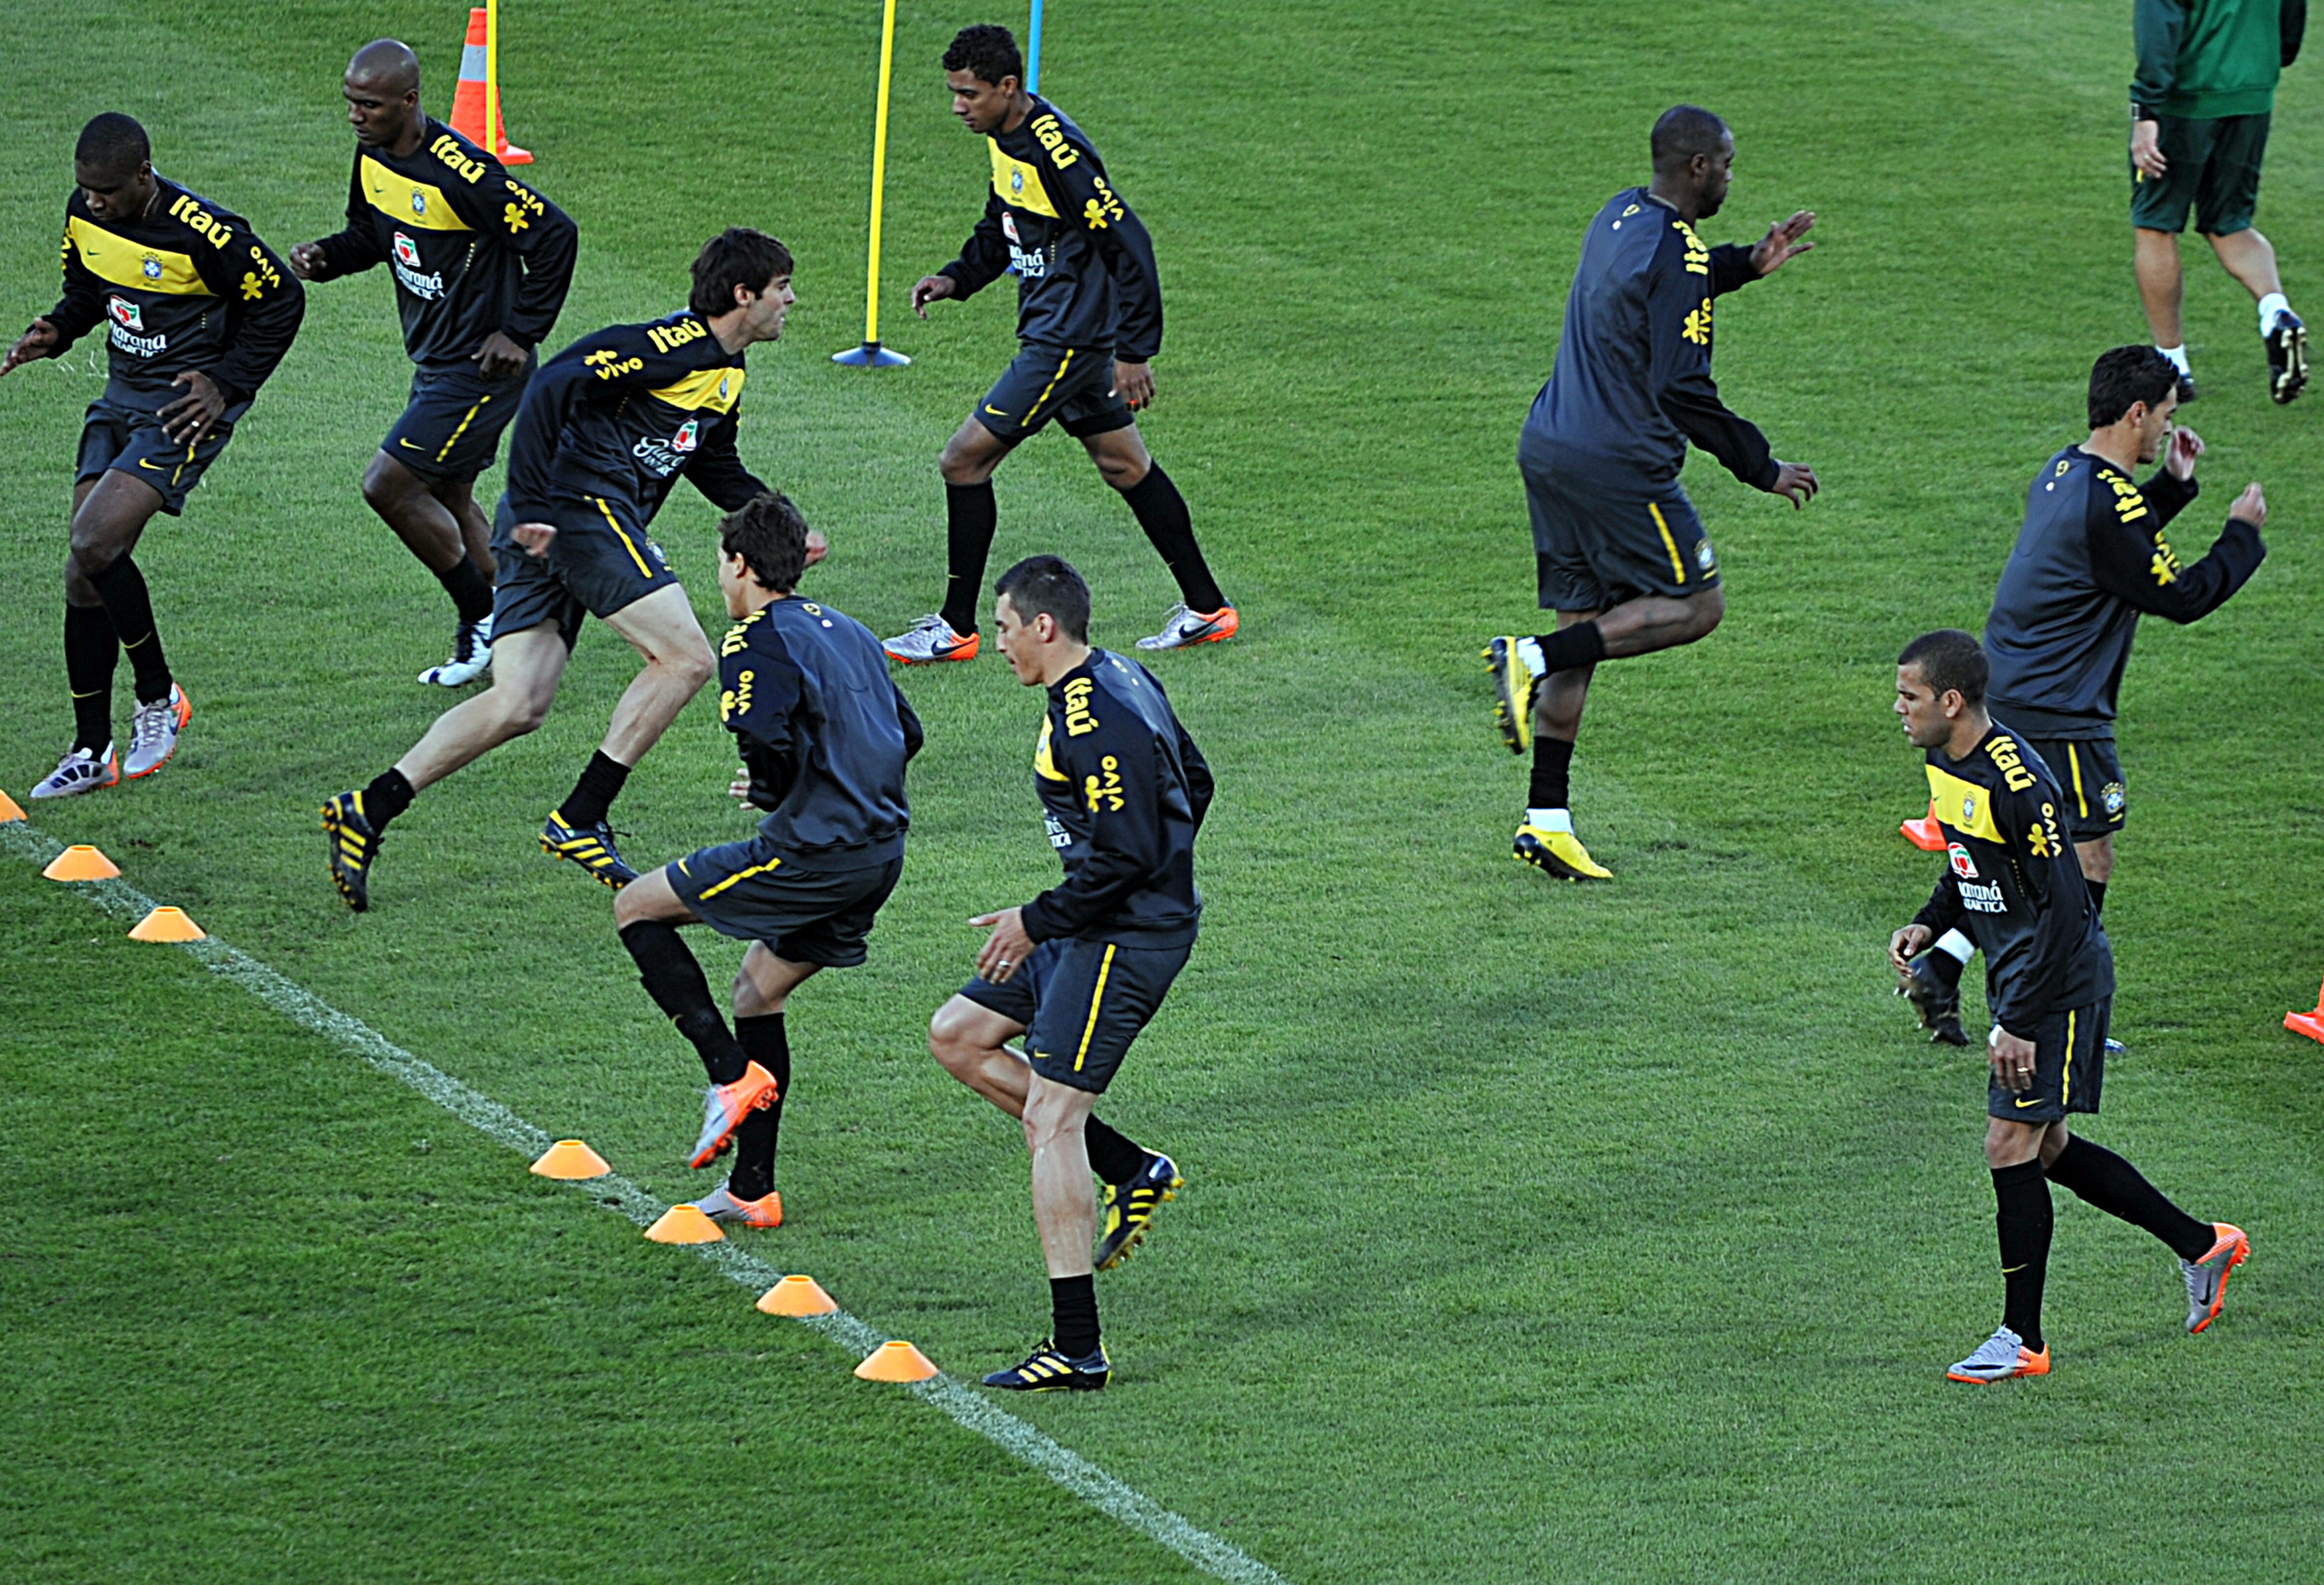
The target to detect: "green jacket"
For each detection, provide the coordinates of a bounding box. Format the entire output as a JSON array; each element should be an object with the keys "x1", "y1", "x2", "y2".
[{"x1": 2133, "y1": 0, "x2": 2306, "y2": 118}]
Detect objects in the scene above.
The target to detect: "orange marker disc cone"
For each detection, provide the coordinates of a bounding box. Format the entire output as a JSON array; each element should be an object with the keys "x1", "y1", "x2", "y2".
[
  {"x1": 644, "y1": 1204, "x2": 724, "y2": 1244},
  {"x1": 0, "y1": 788, "x2": 26, "y2": 823},
  {"x1": 1901, "y1": 798, "x2": 1946, "y2": 852},
  {"x1": 854, "y1": 1340, "x2": 938, "y2": 1381},
  {"x1": 43, "y1": 845, "x2": 120, "y2": 880},
  {"x1": 127, "y1": 906, "x2": 206, "y2": 942},
  {"x1": 757, "y1": 1275, "x2": 839, "y2": 1316},
  {"x1": 2287, "y1": 977, "x2": 2324, "y2": 1044},
  {"x1": 530, "y1": 1139, "x2": 611, "y2": 1179}
]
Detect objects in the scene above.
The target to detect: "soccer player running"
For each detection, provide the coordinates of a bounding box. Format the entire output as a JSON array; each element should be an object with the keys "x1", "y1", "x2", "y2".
[
  {"x1": 1888, "y1": 630, "x2": 2247, "y2": 1383},
  {"x1": 1483, "y1": 106, "x2": 1817, "y2": 880},
  {"x1": 4, "y1": 114, "x2": 303, "y2": 798},
  {"x1": 612, "y1": 492, "x2": 920, "y2": 1225},
  {"x1": 288, "y1": 39, "x2": 579, "y2": 688},
  {"x1": 323, "y1": 228, "x2": 808, "y2": 910},
  {"x1": 927, "y1": 556, "x2": 1209, "y2": 1390},
  {"x1": 882, "y1": 24, "x2": 1236, "y2": 666},
  {"x1": 1898, "y1": 347, "x2": 2266, "y2": 1046},
  {"x1": 2129, "y1": 0, "x2": 2307, "y2": 403}
]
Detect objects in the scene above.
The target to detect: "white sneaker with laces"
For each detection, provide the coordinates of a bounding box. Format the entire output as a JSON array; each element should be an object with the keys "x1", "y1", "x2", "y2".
[
  {"x1": 1134, "y1": 600, "x2": 1240, "y2": 651},
  {"x1": 420, "y1": 612, "x2": 494, "y2": 687},
  {"x1": 124, "y1": 684, "x2": 189, "y2": 779},
  {"x1": 880, "y1": 613, "x2": 980, "y2": 664},
  {"x1": 30, "y1": 742, "x2": 118, "y2": 799}
]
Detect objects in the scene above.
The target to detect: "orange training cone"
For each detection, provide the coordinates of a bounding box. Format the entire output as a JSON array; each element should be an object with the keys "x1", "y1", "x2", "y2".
[
  {"x1": 2287, "y1": 978, "x2": 2324, "y2": 1044},
  {"x1": 531, "y1": 1139, "x2": 611, "y2": 1179},
  {"x1": 43, "y1": 845, "x2": 120, "y2": 880},
  {"x1": 855, "y1": 1341, "x2": 938, "y2": 1381},
  {"x1": 127, "y1": 906, "x2": 205, "y2": 942},
  {"x1": 0, "y1": 788, "x2": 25, "y2": 823},
  {"x1": 644, "y1": 1204, "x2": 724, "y2": 1244},
  {"x1": 1902, "y1": 797, "x2": 1946, "y2": 852},
  {"x1": 449, "y1": 7, "x2": 533, "y2": 165},
  {"x1": 758, "y1": 1275, "x2": 839, "y2": 1316}
]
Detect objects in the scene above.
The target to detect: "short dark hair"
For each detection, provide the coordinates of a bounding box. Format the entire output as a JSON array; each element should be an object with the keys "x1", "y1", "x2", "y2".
[
  {"x1": 2087, "y1": 344, "x2": 2179, "y2": 428},
  {"x1": 1898, "y1": 629, "x2": 1987, "y2": 708},
  {"x1": 720, "y1": 491, "x2": 809, "y2": 594},
  {"x1": 995, "y1": 554, "x2": 1090, "y2": 643},
  {"x1": 688, "y1": 228, "x2": 793, "y2": 319},
  {"x1": 944, "y1": 24, "x2": 1024, "y2": 88},
  {"x1": 76, "y1": 113, "x2": 150, "y2": 177},
  {"x1": 1650, "y1": 105, "x2": 1728, "y2": 173}
]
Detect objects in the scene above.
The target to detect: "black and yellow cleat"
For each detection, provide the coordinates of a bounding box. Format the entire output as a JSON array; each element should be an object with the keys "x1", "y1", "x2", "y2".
[
  {"x1": 1483, "y1": 636, "x2": 1536, "y2": 754},
  {"x1": 540, "y1": 808, "x2": 638, "y2": 889},
  {"x1": 321, "y1": 791, "x2": 382, "y2": 912},
  {"x1": 982, "y1": 1338, "x2": 1110, "y2": 1392},
  {"x1": 2266, "y1": 310, "x2": 2307, "y2": 405},
  {"x1": 1514, "y1": 822, "x2": 1612, "y2": 881},
  {"x1": 1096, "y1": 1153, "x2": 1182, "y2": 1271}
]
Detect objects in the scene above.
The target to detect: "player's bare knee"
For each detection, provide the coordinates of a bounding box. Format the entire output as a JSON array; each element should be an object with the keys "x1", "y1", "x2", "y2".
[
  {"x1": 491, "y1": 678, "x2": 556, "y2": 736},
  {"x1": 1685, "y1": 586, "x2": 1726, "y2": 641},
  {"x1": 360, "y1": 454, "x2": 413, "y2": 515}
]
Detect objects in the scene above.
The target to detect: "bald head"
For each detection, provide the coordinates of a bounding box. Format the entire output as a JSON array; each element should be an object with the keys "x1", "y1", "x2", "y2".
[
  {"x1": 348, "y1": 39, "x2": 420, "y2": 96},
  {"x1": 343, "y1": 40, "x2": 424, "y2": 151}
]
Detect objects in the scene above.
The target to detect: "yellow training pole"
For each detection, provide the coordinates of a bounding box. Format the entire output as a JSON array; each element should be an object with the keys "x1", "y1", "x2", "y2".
[
  {"x1": 485, "y1": 0, "x2": 499, "y2": 151},
  {"x1": 835, "y1": 0, "x2": 910, "y2": 366}
]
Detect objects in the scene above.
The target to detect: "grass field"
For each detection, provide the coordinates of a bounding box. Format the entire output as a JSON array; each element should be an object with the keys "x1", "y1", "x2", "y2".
[{"x1": 3, "y1": 1, "x2": 2322, "y2": 1580}]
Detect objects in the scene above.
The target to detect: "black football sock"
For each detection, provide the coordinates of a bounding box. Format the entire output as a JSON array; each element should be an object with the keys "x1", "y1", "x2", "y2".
[
  {"x1": 1120, "y1": 463, "x2": 1226, "y2": 613},
  {"x1": 2086, "y1": 879, "x2": 2108, "y2": 919},
  {"x1": 435, "y1": 551, "x2": 495, "y2": 624},
  {"x1": 1920, "y1": 947, "x2": 1966, "y2": 989},
  {"x1": 91, "y1": 555, "x2": 171, "y2": 704},
  {"x1": 1992, "y1": 1159, "x2": 2052, "y2": 1352},
  {"x1": 64, "y1": 602, "x2": 121, "y2": 754},
  {"x1": 939, "y1": 481, "x2": 999, "y2": 635},
  {"x1": 1050, "y1": 1272, "x2": 1101, "y2": 1360},
  {"x1": 1529, "y1": 736, "x2": 1575, "y2": 810},
  {"x1": 2044, "y1": 1135, "x2": 2214, "y2": 1260},
  {"x1": 557, "y1": 750, "x2": 631, "y2": 829},
  {"x1": 1531, "y1": 622, "x2": 1608, "y2": 675},
  {"x1": 726, "y1": 1013, "x2": 792, "y2": 1199},
  {"x1": 1083, "y1": 1116, "x2": 1149, "y2": 1185},
  {"x1": 361, "y1": 768, "x2": 416, "y2": 830},
  {"x1": 618, "y1": 920, "x2": 748, "y2": 1084}
]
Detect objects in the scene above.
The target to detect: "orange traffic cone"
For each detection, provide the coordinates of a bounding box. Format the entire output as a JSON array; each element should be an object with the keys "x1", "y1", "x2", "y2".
[
  {"x1": 757, "y1": 1275, "x2": 839, "y2": 1316},
  {"x1": 854, "y1": 1341, "x2": 938, "y2": 1381},
  {"x1": 449, "y1": 7, "x2": 533, "y2": 165},
  {"x1": 0, "y1": 788, "x2": 25, "y2": 823},
  {"x1": 1901, "y1": 797, "x2": 1945, "y2": 852},
  {"x1": 530, "y1": 1139, "x2": 611, "y2": 1179},
  {"x1": 644, "y1": 1204, "x2": 724, "y2": 1244},
  {"x1": 43, "y1": 845, "x2": 120, "y2": 880},
  {"x1": 2287, "y1": 977, "x2": 2324, "y2": 1044},
  {"x1": 127, "y1": 906, "x2": 205, "y2": 942}
]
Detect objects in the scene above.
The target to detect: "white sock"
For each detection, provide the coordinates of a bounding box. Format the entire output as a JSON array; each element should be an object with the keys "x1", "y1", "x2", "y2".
[
  {"x1": 1515, "y1": 635, "x2": 1546, "y2": 679},
  {"x1": 1525, "y1": 807, "x2": 1572, "y2": 833},
  {"x1": 2158, "y1": 343, "x2": 2191, "y2": 375},
  {"x1": 2258, "y1": 292, "x2": 2291, "y2": 334},
  {"x1": 1936, "y1": 928, "x2": 1975, "y2": 965}
]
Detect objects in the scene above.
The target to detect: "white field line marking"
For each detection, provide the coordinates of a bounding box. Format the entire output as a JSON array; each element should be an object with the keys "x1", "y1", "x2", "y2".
[{"x1": 2, "y1": 821, "x2": 1288, "y2": 1585}]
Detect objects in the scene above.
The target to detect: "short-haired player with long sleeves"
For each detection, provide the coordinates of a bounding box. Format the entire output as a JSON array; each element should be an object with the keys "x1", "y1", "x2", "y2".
[
  {"x1": 5, "y1": 113, "x2": 304, "y2": 798},
  {"x1": 322, "y1": 228, "x2": 811, "y2": 910},
  {"x1": 289, "y1": 39, "x2": 579, "y2": 689},
  {"x1": 1888, "y1": 629, "x2": 2247, "y2": 1384},
  {"x1": 1483, "y1": 105, "x2": 1816, "y2": 881},
  {"x1": 612, "y1": 492, "x2": 920, "y2": 1226},
  {"x1": 927, "y1": 555, "x2": 1210, "y2": 1390},
  {"x1": 882, "y1": 24, "x2": 1236, "y2": 666}
]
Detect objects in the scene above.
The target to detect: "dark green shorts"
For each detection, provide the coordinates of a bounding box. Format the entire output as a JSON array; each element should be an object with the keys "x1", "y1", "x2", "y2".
[
  {"x1": 1988, "y1": 999, "x2": 2108, "y2": 1124},
  {"x1": 2020, "y1": 733, "x2": 2125, "y2": 845},
  {"x1": 2130, "y1": 112, "x2": 2270, "y2": 235},
  {"x1": 488, "y1": 491, "x2": 678, "y2": 646}
]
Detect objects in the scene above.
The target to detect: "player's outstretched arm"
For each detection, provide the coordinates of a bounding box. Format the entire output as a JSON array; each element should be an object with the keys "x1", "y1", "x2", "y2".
[
  {"x1": 2086, "y1": 472, "x2": 2266, "y2": 624},
  {"x1": 1768, "y1": 461, "x2": 1819, "y2": 509},
  {"x1": 919, "y1": 195, "x2": 1010, "y2": 319},
  {"x1": 1748, "y1": 210, "x2": 1816, "y2": 278},
  {"x1": 1, "y1": 318, "x2": 60, "y2": 377}
]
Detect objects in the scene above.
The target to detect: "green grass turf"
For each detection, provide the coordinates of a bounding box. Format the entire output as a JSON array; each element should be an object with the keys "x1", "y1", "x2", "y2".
[{"x1": 3, "y1": 1, "x2": 2322, "y2": 1579}]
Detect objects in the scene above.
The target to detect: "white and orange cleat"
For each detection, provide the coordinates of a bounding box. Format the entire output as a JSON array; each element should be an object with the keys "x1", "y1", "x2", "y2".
[
  {"x1": 2181, "y1": 1222, "x2": 2249, "y2": 1334},
  {"x1": 693, "y1": 1185, "x2": 783, "y2": 1228},
  {"x1": 1947, "y1": 1325, "x2": 2051, "y2": 1384},
  {"x1": 882, "y1": 614, "x2": 981, "y2": 665},
  {"x1": 124, "y1": 684, "x2": 191, "y2": 779},
  {"x1": 1136, "y1": 602, "x2": 1239, "y2": 651},
  {"x1": 688, "y1": 1060, "x2": 780, "y2": 1169}
]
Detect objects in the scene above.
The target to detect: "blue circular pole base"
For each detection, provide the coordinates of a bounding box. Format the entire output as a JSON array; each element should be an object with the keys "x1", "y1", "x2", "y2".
[{"x1": 832, "y1": 341, "x2": 912, "y2": 368}]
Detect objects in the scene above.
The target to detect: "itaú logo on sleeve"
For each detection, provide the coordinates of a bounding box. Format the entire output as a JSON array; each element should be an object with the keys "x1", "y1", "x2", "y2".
[
  {"x1": 630, "y1": 417, "x2": 701, "y2": 477},
  {"x1": 390, "y1": 230, "x2": 446, "y2": 299}
]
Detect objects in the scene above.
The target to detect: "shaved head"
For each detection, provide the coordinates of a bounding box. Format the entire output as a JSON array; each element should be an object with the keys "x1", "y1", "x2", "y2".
[{"x1": 348, "y1": 38, "x2": 420, "y2": 94}]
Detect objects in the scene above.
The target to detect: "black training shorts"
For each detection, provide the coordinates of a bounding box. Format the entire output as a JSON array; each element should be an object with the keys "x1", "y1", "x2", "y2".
[
  {"x1": 78, "y1": 396, "x2": 234, "y2": 517},
  {"x1": 1989, "y1": 999, "x2": 2108, "y2": 1125},
  {"x1": 489, "y1": 491, "x2": 679, "y2": 645},
  {"x1": 1521, "y1": 442, "x2": 1719, "y2": 611},
  {"x1": 972, "y1": 342, "x2": 1133, "y2": 443},
  {"x1": 2019, "y1": 733, "x2": 2125, "y2": 845},
  {"x1": 958, "y1": 935, "x2": 1190, "y2": 1095},
  {"x1": 383, "y1": 360, "x2": 531, "y2": 481},
  {"x1": 667, "y1": 839, "x2": 903, "y2": 967}
]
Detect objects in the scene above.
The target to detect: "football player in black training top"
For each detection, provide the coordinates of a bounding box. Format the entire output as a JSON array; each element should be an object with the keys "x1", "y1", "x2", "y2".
[
  {"x1": 1888, "y1": 629, "x2": 2248, "y2": 1384},
  {"x1": 290, "y1": 39, "x2": 578, "y2": 690},
  {"x1": 321, "y1": 228, "x2": 818, "y2": 911},
  {"x1": 5, "y1": 114, "x2": 303, "y2": 799},
  {"x1": 613, "y1": 491, "x2": 920, "y2": 1227},
  {"x1": 882, "y1": 24, "x2": 1236, "y2": 667},
  {"x1": 928, "y1": 555, "x2": 1211, "y2": 1392}
]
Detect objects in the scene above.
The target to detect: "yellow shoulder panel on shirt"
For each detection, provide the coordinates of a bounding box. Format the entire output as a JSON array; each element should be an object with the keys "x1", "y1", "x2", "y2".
[
  {"x1": 988, "y1": 139, "x2": 1060, "y2": 218},
  {"x1": 1035, "y1": 716, "x2": 1067, "y2": 782},
  {"x1": 68, "y1": 217, "x2": 209, "y2": 295},
  {"x1": 648, "y1": 365, "x2": 746, "y2": 413},
  {"x1": 1925, "y1": 766, "x2": 2004, "y2": 844},
  {"x1": 359, "y1": 155, "x2": 473, "y2": 232}
]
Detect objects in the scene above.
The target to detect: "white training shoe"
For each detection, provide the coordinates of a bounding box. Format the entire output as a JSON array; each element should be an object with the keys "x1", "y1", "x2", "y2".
[
  {"x1": 1134, "y1": 601, "x2": 1240, "y2": 651},
  {"x1": 29, "y1": 742, "x2": 119, "y2": 799},
  {"x1": 123, "y1": 684, "x2": 191, "y2": 780},
  {"x1": 880, "y1": 613, "x2": 981, "y2": 665},
  {"x1": 420, "y1": 613, "x2": 493, "y2": 687}
]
